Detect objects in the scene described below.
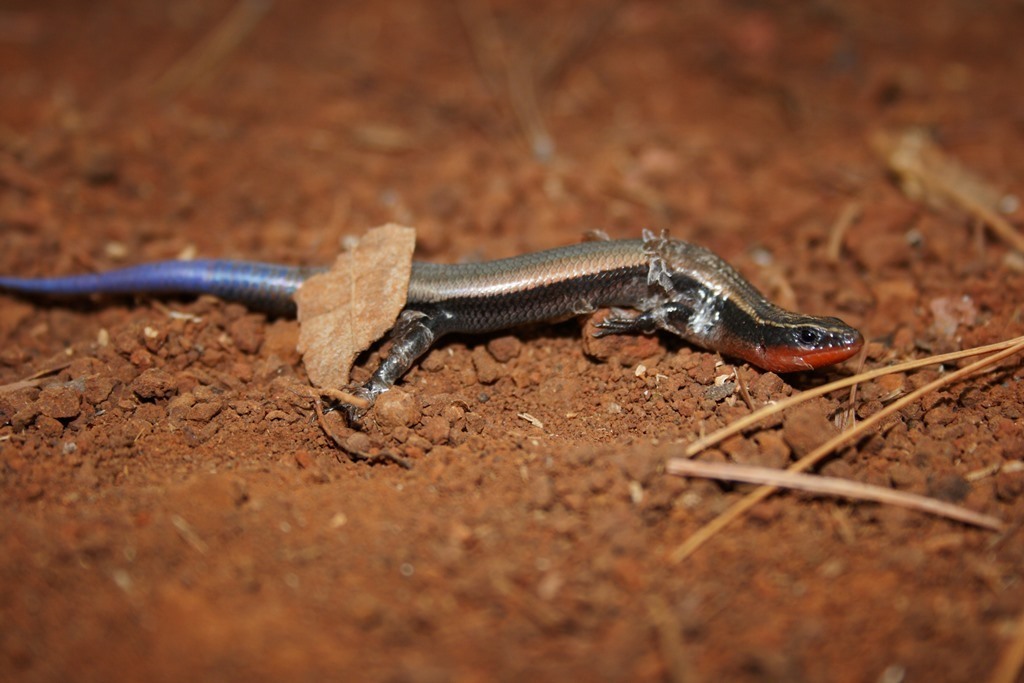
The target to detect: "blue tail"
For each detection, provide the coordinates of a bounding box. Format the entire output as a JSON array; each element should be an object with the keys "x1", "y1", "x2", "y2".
[{"x1": 0, "y1": 259, "x2": 326, "y2": 315}]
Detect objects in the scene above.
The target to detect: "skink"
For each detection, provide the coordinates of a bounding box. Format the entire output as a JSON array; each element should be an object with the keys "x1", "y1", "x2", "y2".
[{"x1": 0, "y1": 233, "x2": 863, "y2": 412}]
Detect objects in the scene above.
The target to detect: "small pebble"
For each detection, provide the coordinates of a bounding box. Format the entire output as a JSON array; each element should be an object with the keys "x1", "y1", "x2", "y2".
[
  {"x1": 76, "y1": 142, "x2": 119, "y2": 184},
  {"x1": 83, "y1": 376, "x2": 117, "y2": 406},
  {"x1": 927, "y1": 474, "x2": 970, "y2": 503},
  {"x1": 419, "y1": 415, "x2": 450, "y2": 445},
  {"x1": 35, "y1": 415, "x2": 64, "y2": 437},
  {"x1": 229, "y1": 316, "x2": 265, "y2": 354},
  {"x1": 37, "y1": 385, "x2": 82, "y2": 420},
  {"x1": 131, "y1": 368, "x2": 176, "y2": 400},
  {"x1": 752, "y1": 432, "x2": 791, "y2": 469},
  {"x1": 373, "y1": 388, "x2": 422, "y2": 428},
  {"x1": 471, "y1": 346, "x2": 502, "y2": 384},
  {"x1": 294, "y1": 450, "x2": 316, "y2": 470},
  {"x1": 486, "y1": 336, "x2": 521, "y2": 363},
  {"x1": 186, "y1": 401, "x2": 223, "y2": 422},
  {"x1": 344, "y1": 431, "x2": 372, "y2": 455},
  {"x1": 782, "y1": 401, "x2": 836, "y2": 457}
]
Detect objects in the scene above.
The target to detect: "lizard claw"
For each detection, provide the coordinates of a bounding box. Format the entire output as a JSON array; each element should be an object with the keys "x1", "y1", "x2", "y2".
[
  {"x1": 593, "y1": 311, "x2": 647, "y2": 337},
  {"x1": 342, "y1": 386, "x2": 374, "y2": 422}
]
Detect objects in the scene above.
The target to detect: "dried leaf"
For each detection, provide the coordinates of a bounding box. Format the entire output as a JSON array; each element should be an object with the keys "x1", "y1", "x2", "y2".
[{"x1": 295, "y1": 223, "x2": 416, "y2": 389}]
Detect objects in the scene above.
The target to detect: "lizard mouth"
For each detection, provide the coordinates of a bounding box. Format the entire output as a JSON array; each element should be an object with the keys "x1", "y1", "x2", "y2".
[{"x1": 754, "y1": 333, "x2": 865, "y2": 373}]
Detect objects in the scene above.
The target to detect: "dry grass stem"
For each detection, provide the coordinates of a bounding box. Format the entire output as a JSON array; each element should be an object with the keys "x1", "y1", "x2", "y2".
[
  {"x1": 457, "y1": 0, "x2": 552, "y2": 160},
  {"x1": 666, "y1": 459, "x2": 1002, "y2": 531},
  {"x1": 874, "y1": 127, "x2": 1024, "y2": 253},
  {"x1": 535, "y1": 0, "x2": 621, "y2": 89},
  {"x1": 154, "y1": 0, "x2": 272, "y2": 97},
  {"x1": 645, "y1": 596, "x2": 697, "y2": 683},
  {"x1": 989, "y1": 606, "x2": 1024, "y2": 683},
  {"x1": 670, "y1": 335, "x2": 1024, "y2": 562},
  {"x1": 826, "y1": 201, "x2": 862, "y2": 263},
  {"x1": 684, "y1": 335, "x2": 1024, "y2": 458},
  {"x1": 457, "y1": 1, "x2": 618, "y2": 162}
]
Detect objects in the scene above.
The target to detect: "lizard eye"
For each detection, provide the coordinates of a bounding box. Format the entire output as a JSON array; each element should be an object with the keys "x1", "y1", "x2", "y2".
[{"x1": 797, "y1": 327, "x2": 822, "y2": 346}]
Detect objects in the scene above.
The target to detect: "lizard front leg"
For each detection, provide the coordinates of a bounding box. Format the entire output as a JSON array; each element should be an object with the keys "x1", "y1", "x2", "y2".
[{"x1": 592, "y1": 301, "x2": 693, "y2": 338}]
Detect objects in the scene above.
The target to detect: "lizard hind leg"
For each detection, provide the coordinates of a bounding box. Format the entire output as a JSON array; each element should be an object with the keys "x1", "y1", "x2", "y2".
[{"x1": 344, "y1": 308, "x2": 447, "y2": 419}]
